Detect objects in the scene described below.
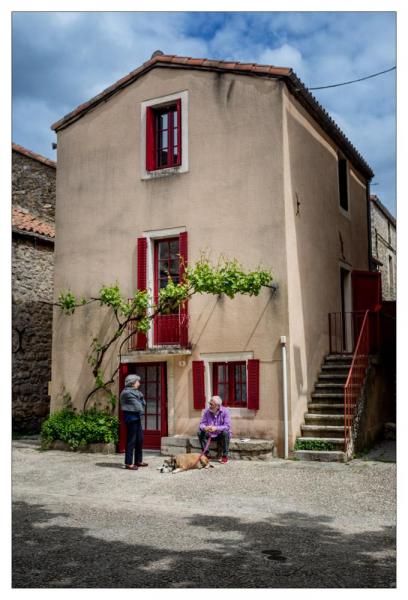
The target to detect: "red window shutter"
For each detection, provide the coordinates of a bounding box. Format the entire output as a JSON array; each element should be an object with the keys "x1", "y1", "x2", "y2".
[
  {"x1": 247, "y1": 359, "x2": 260, "y2": 410},
  {"x1": 179, "y1": 231, "x2": 188, "y2": 347},
  {"x1": 136, "y1": 237, "x2": 147, "y2": 350},
  {"x1": 146, "y1": 106, "x2": 156, "y2": 171},
  {"x1": 175, "y1": 98, "x2": 182, "y2": 167},
  {"x1": 192, "y1": 360, "x2": 206, "y2": 410}
]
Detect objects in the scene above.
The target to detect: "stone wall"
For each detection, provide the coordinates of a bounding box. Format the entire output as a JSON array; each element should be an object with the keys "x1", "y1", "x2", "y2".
[
  {"x1": 370, "y1": 200, "x2": 396, "y2": 300},
  {"x1": 12, "y1": 147, "x2": 56, "y2": 432},
  {"x1": 12, "y1": 238, "x2": 54, "y2": 432},
  {"x1": 12, "y1": 150, "x2": 56, "y2": 222}
]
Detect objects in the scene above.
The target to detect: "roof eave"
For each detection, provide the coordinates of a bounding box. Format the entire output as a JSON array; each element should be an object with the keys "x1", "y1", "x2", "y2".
[{"x1": 285, "y1": 73, "x2": 374, "y2": 180}]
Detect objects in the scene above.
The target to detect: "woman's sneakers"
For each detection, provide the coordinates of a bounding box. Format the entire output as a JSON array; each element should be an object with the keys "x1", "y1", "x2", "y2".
[{"x1": 219, "y1": 456, "x2": 228, "y2": 464}]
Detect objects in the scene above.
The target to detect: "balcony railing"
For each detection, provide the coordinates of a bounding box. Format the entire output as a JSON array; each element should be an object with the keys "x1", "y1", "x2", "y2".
[{"x1": 127, "y1": 306, "x2": 189, "y2": 351}]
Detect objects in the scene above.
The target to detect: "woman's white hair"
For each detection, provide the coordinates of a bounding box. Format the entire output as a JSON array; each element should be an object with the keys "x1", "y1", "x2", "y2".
[{"x1": 210, "y1": 395, "x2": 223, "y2": 406}]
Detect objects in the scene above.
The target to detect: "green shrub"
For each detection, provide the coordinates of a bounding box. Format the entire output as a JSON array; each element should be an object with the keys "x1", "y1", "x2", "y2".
[
  {"x1": 294, "y1": 439, "x2": 335, "y2": 451},
  {"x1": 41, "y1": 408, "x2": 119, "y2": 450}
]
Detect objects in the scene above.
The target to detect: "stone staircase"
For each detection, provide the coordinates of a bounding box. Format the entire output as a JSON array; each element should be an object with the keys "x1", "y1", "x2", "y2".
[{"x1": 293, "y1": 354, "x2": 353, "y2": 462}]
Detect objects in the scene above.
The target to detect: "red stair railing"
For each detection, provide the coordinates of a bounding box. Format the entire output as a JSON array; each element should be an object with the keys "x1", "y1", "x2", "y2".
[{"x1": 344, "y1": 309, "x2": 370, "y2": 453}]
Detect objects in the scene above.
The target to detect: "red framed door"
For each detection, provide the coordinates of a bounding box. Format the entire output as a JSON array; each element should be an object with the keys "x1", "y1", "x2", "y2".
[
  {"x1": 118, "y1": 362, "x2": 168, "y2": 451},
  {"x1": 351, "y1": 270, "x2": 382, "y2": 353}
]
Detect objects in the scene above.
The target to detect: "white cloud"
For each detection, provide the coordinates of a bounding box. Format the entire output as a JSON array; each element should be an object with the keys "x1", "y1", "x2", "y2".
[{"x1": 258, "y1": 43, "x2": 304, "y2": 72}]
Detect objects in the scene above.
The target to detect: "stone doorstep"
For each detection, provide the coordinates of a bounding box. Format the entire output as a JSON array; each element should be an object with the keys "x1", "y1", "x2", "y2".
[
  {"x1": 292, "y1": 450, "x2": 346, "y2": 462},
  {"x1": 45, "y1": 440, "x2": 116, "y2": 454},
  {"x1": 161, "y1": 436, "x2": 275, "y2": 459}
]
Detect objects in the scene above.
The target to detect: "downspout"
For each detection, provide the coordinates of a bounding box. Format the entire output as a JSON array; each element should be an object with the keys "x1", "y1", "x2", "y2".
[
  {"x1": 366, "y1": 180, "x2": 373, "y2": 271},
  {"x1": 280, "y1": 336, "x2": 289, "y2": 459}
]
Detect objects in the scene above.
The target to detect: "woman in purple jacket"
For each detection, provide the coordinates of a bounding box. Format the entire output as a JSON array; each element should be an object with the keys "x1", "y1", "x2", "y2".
[{"x1": 198, "y1": 396, "x2": 231, "y2": 463}]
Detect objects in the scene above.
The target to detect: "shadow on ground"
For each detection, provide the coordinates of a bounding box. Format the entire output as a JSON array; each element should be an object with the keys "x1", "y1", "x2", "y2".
[{"x1": 12, "y1": 500, "x2": 395, "y2": 588}]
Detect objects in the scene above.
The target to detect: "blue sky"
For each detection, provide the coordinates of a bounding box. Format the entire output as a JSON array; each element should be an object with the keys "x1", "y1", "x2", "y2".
[{"x1": 12, "y1": 11, "x2": 396, "y2": 214}]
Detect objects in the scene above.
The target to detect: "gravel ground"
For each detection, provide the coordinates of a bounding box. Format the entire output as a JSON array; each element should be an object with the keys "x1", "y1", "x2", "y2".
[{"x1": 12, "y1": 437, "x2": 396, "y2": 588}]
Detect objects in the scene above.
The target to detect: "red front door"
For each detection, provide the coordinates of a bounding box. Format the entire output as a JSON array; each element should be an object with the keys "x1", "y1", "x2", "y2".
[
  {"x1": 118, "y1": 362, "x2": 167, "y2": 451},
  {"x1": 351, "y1": 270, "x2": 382, "y2": 352}
]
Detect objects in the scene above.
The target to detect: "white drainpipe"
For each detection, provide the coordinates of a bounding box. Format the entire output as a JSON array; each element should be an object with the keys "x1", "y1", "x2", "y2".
[{"x1": 280, "y1": 336, "x2": 289, "y2": 459}]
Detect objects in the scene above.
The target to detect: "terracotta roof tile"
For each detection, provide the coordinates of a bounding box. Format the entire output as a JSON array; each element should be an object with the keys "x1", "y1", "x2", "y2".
[
  {"x1": 12, "y1": 207, "x2": 55, "y2": 238},
  {"x1": 12, "y1": 143, "x2": 56, "y2": 169}
]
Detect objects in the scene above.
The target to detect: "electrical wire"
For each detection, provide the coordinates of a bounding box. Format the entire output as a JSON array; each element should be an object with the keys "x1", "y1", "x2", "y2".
[{"x1": 309, "y1": 66, "x2": 395, "y2": 90}]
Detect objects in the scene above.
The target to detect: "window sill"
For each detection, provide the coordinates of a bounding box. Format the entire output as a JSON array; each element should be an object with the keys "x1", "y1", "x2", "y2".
[
  {"x1": 227, "y1": 408, "x2": 257, "y2": 417},
  {"x1": 339, "y1": 205, "x2": 351, "y2": 221},
  {"x1": 141, "y1": 166, "x2": 188, "y2": 180}
]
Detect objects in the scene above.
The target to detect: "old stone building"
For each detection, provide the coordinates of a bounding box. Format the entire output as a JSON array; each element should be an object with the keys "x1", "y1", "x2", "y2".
[
  {"x1": 370, "y1": 195, "x2": 396, "y2": 300},
  {"x1": 12, "y1": 143, "x2": 56, "y2": 432}
]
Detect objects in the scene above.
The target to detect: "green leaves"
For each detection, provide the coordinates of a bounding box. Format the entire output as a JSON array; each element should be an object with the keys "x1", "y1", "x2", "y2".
[
  {"x1": 186, "y1": 256, "x2": 272, "y2": 299},
  {"x1": 41, "y1": 408, "x2": 119, "y2": 449},
  {"x1": 57, "y1": 291, "x2": 77, "y2": 314},
  {"x1": 99, "y1": 283, "x2": 124, "y2": 310},
  {"x1": 294, "y1": 439, "x2": 335, "y2": 451},
  {"x1": 158, "y1": 279, "x2": 189, "y2": 313}
]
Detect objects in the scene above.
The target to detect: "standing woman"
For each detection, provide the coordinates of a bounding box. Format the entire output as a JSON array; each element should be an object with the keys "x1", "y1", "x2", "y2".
[{"x1": 120, "y1": 374, "x2": 148, "y2": 470}]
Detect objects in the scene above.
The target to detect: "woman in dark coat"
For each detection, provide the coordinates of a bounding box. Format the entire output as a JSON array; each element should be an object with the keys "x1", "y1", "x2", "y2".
[{"x1": 119, "y1": 374, "x2": 148, "y2": 470}]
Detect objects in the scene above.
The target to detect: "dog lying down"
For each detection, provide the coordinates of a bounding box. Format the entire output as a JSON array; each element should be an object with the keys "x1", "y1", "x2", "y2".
[{"x1": 159, "y1": 453, "x2": 215, "y2": 474}]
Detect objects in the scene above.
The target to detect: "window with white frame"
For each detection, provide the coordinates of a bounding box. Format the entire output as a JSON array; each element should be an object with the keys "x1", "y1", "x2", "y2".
[{"x1": 140, "y1": 91, "x2": 188, "y2": 179}]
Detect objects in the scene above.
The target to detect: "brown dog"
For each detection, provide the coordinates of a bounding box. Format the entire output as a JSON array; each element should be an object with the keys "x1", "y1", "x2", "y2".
[{"x1": 159, "y1": 453, "x2": 214, "y2": 474}]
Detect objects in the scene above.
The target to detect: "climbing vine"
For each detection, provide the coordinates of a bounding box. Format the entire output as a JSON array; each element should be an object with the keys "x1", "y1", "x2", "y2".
[{"x1": 56, "y1": 254, "x2": 274, "y2": 411}]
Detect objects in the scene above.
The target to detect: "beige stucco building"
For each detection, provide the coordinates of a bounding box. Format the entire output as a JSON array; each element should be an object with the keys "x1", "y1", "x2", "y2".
[{"x1": 50, "y1": 54, "x2": 374, "y2": 456}]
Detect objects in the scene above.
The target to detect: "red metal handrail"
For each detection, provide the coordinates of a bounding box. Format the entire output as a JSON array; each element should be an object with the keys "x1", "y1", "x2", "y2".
[{"x1": 344, "y1": 309, "x2": 370, "y2": 454}]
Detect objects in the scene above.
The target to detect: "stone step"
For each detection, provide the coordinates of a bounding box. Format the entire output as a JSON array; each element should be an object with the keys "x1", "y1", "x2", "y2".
[
  {"x1": 293, "y1": 450, "x2": 346, "y2": 462},
  {"x1": 308, "y1": 403, "x2": 344, "y2": 413},
  {"x1": 315, "y1": 382, "x2": 345, "y2": 389},
  {"x1": 321, "y1": 364, "x2": 350, "y2": 372},
  {"x1": 311, "y1": 392, "x2": 344, "y2": 401},
  {"x1": 304, "y1": 413, "x2": 343, "y2": 426},
  {"x1": 325, "y1": 354, "x2": 353, "y2": 361},
  {"x1": 161, "y1": 436, "x2": 275, "y2": 460},
  {"x1": 296, "y1": 436, "x2": 345, "y2": 450},
  {"x1": 301, "y1": 424, "x2": 344, "y2": 438},
  {"x1": 318, "y1": 373, "x2": 348, "y2": 381}
]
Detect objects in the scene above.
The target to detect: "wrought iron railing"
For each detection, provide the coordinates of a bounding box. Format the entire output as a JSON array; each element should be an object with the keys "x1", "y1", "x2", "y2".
[
  {"x1": 127, "y1": 305, "x2": 189, "y2": 351},
  {"x1": 344, "y1": 310, "x2": 370, "y2": 454}
]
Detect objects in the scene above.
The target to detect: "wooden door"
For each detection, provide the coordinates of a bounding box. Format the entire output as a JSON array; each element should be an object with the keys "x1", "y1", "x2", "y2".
[
  {"x1": 351, "y1": 270, "x2": 382, "y2": 352},
  {"x1": 118, "y1": 362, "x2": 167, "y2": 451}
]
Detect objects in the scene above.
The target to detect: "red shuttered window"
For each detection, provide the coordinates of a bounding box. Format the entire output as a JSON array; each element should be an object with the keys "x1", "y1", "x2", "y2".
[
  {"x1": 136, "y1": 237, "x2": 147, "y2": 350},
  {"x1": 247, "y1": 359, "x2": 260, "y2": 410},
  {"x1": 213, "y1": 361, "x2": 247, "y2": 408},
  {"x1": 146, "y1": 100, "x2": 182, "y2": 172},
  {"x1": 192, "y1": 361, "x2": 206, "y2": 410}
]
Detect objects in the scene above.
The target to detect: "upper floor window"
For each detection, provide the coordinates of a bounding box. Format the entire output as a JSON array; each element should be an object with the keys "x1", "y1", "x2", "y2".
[
  {"x1": 146, "y1": 100, "x2": 181, "y2": 171},
  {"x1": 141, "y1": 91, "x2": 189, "y2": 179},
  {"x1": 338, "y1": 157, "x2": 349, "y2": 212}
]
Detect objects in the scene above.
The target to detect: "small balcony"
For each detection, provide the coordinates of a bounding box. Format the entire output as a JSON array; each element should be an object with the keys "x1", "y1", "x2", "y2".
[{"x1": 128, "y1": 308, "x2": 189, "y2": 352}]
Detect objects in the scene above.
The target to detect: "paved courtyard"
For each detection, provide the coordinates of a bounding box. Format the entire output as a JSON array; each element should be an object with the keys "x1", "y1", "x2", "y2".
[{"x1": 12, "y1": 437, "x2": 396, "y2": 588}]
